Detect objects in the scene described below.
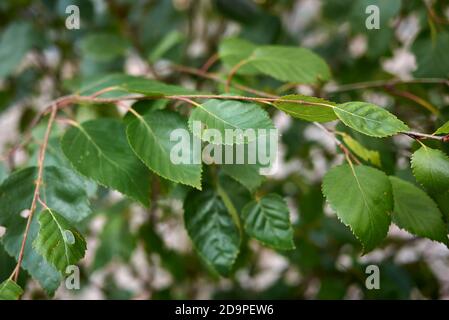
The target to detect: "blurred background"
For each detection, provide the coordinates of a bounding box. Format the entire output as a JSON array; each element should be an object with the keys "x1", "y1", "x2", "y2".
[{"x1": 1, "y1": 0, "x2": 449, "y2": 299}]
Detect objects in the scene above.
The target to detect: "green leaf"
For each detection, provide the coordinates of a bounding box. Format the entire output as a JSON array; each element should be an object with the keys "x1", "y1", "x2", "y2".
[
  {"x1": 389, "y1": 177, "x2": 448, "y2": 245},
  {"x1": 93, "y1": 204, "x2": 136, "y2": 271},
  {"x1": 184, "y1": 190, "x2": 240, "y2": 276},
  {"x1": 247, "y1": 46, "x2": 331, "y2": 84},
  {"x1": 0, "y1": 162, "x2": 6, "y2": 184},
  {"x1": 273, "y1": 95, "x2": 337, "y2": 122},
  {"x1": 0, "y1": 279, "x2": 23, "y2": 300},
  {"x1": 413, "y1": 32, "x2": 449, "y2": 78},
  {"x1": 220, "y1": 139, "x2": 270, "y2": 192},
  {"x1": 221, "y1": 161, "x2": 264, "y2": 192},
  {"x1": 78, "y1": 74, "x2": 196, "y2": 98},
  {"x1": 0, "y1": 166, "x2": 91, "y2": 295},
  {"x1": 242, "y1": 194, "x2": 295, "y2": 250},
  {"x1": 80, "y1": 33, "x2": 129, "y2": 62},
  {"x1": 149, "y1": 30, "x2": 184, "y2": 62},
  {"x1": 218, "y1": 37, "x2": 259, "y2": 75},
  {"x1": 126, "y1": 110, "x2": 202, "y2": 189},
  {"x1": 61, "y1": 119, "x2": 152, "y2": 206},
  {"x1": 217, "y1": 173, "x2": 252, "y2": 216},
  {"x1": 188, "y1": 99, "x2": 274, "y2": 145},
  {"x1": 322, "y1": 164, "x2": 393, "y2": 252},
  {"x1": 0, "y1": 23, "x2": 34, "y2": 78},
  {"x1": 34, "y1": 209, "x2": 87, "y2": 273},
  {"x1": 411, "y1": 146, "x2": 449, "y2": 194},
  {"x1": 341, "y1": 133, "x2": 381, "y2": 166},
  {"x1": 434, "y1": 120, "x2": 449, "y2": 135},
  {"x1": 334, "y1": 102, "x2": 409, "y2": 137}
]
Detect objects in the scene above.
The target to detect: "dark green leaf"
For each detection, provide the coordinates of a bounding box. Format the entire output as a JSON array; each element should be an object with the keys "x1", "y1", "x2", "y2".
[
  {"x1": 0, "y1": 166, "x2": 91, "y2": 295},
  {"x1": 34, "y1": 209, "x2": 87, "y2": 273},
  {"x1": 242, "y1": 194, "x2": 295, "y2": 250},
  {"x1": 126, "y1": 110, "x2": 202, "y2": 189},
  {"x1": 389, "y1": 176, "x2": 448, "y2": 245},
  {"x1": 61, "y1": 119, "x2": 152, "y2": 206},
  {"x1": 184, "y1": 190, "x2": 240, "y2": 276},
  {"x1": 322, "y1": 164, "x2": 392, "y2": 252}
]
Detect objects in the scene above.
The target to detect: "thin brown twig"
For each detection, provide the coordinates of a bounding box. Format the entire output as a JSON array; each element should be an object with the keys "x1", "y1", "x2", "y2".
[
  {"x1": 384, "y1": 85, "x2": 439, "y2": 115},
  {"x1": 12, "y1": 103, "x2": 57, "y2": 282},
  {"x1": 325, "y1": 78, "x2": 449, "y2": 93},
  {"x1": 225, "y1": 59, "x2": 250, "y2": 93},
  {"x1": 200, "y1": 53, "x2": 219, "y2": 73},
  {"x1": 313, "y1": 122, "x2": 361, "y2": 165},
  {"x1": 171, "y1": 64, "x2": 277, "y2": 98}
]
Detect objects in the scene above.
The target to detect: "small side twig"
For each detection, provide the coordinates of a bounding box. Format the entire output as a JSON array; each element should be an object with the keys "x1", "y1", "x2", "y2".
[{"x1": 12, "y1": 103, "x2": 58, "y2": 282}]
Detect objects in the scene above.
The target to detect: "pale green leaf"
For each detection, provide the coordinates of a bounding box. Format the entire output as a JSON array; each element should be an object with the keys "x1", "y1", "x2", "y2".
[
  {"x1": 0, "y1": 166, "x2": 91, "y2": 295},
  {"x1": 0, "y1": 279, "x2": 23, "y2": 300},
  {"x1": 411, "y1": 146, "x2": 449, "y2": 194},
  {"x1": 34, "y1": 209, "x2": 87, "y2": 273},
  {"x1": 184, "y1": 190, "x2": 240, "y2": 276},
  {"x1": 149, "y1": 31, "x2": 184, "y2": 62},
  {"x1": 0, "y1": 23, "x2": 34, "y2": 78},
  {"x1": 126, "y1": 110, "x2": 202, "y2": 189},
  {"x1": 389, "y1": 177, "x2": 448, "y2": 245},
  {"x1": 273, "y1": 95, "x2": 337, "y2": 122},
  {"x1": 248, "y1": 46, "x2": 331, "y2": 84},
  {"x1": 341, "y1": 133, "x2": 381, "y2": 166},
  {"x1": 322, "y1": 164, "x2": 393, "y2": 252},
  {"x1": 0, "y1": 162, "x2": 6, "y2": 184},
  {"x1": 242, "y1": 194, "x2": 295, "y2": 250},
  {"x1": 413, "y1": 32, "x2": 449, "y2": 78},
  {"x1": 218, "y1": 37, "x2": 259, "y2": 75},
  {"x1": 188, "y1": 99, "x2": 274, "y2": 145},
  {"x1": 220, "y1": 141, "x2": 269, "y2": 192},
  {"x1": 334, "y1": 102, "x2": 409, "y2": 137},
  {"x1": 80, "y1": 33, "x2": 129, "y2": 62},
  {"x1": 61, "y1": 119, "x2": 152, "y2": 206},
  {"x1": 434, "y1": 120, "x2": 449, "y2": 135}
]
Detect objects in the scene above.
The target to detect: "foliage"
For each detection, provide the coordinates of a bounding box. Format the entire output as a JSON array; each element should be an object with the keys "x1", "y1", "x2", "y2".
[{"x1": 0, "y1": 0, "x2": 449, "y2": 300}]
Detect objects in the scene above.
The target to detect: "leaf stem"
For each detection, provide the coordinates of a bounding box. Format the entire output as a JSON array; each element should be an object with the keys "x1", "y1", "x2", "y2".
[
  {"x1": 12, "y1": 103, "x2": 57, "y2": 283},
  {"x1": 225, "y1": 58, "x2": 251, "y2": 93}
]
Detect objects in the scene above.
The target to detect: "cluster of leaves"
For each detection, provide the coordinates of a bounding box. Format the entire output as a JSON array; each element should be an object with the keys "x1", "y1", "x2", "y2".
[{"x1": 0, "y1": 0, "x2": 449, "y2": 300}]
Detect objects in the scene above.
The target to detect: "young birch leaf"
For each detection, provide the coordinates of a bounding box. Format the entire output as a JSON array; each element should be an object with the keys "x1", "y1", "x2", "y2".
[
  {"x1": 434, "y1": 120, "x2": 449, "y2": 135},
  {"x1": 0, "y1": 166, "x2": 91, "y2": 295},
  {"x1": 322, "y1": 164, "x2": 393, "y2": 252},
  {"x1": 411, "y1": 146, "x2": 449, "y2": 193},
  {"x1": 0, "y1": 279, "x2": 23, "y2": 300},
  {"x1": 334, "y1": 102, "x2": 409, "y2": 137},
  {"x1": 0, "y1": 23, "x2": 34, "y2": 79},
  {"x1": 248, "y1": 46, "x2": 331, "y2": 84},
  {"x1": 80, "y1": 33, "x2": 129, "y2": 62},
  {"x1": 184, "y1": 190, "x2": 240, "y2": 276},
  {"x1": 126, "y1": 110, "x2": 202, "y2": 189},
  {"x1": 341, "y1": 133, "x2": 381, "y2": 167},
  {"x1": 389, "y1": 177, "x2": 448, "y2": 245},
  {"x1": 188, "y1": 99, "x2": 274, "y2": 145},
  {"x1": 61, "y1": 119, "x2": 152, "y2": 206},
  {"x1": 34, "y1": 209, "x2": 87, "y2": 273},
  {"x1": 273, "y1": 95, "x2": 337, "y2": 122},
  {"x1": 242, "y1": 194, "x2": 295, "y2": 250},
  {"x1": 218, "y1": 37, "x2": 258, "y2": 75}
]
